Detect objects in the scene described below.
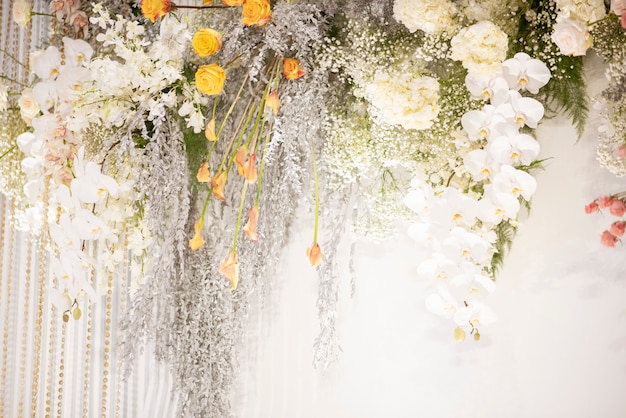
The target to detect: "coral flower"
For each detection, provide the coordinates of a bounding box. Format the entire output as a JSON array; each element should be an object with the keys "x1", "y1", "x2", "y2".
[
  {"x1": 283, "y1": 58, "x2": 306, "y2": 80},
  {"x1": 611, "y1": 221, "x2": 626, "y2": 237},
  {"x1": 211, "y1": 171, "x2": 227, "y2": 201},
  {"x1": 243, "y1": 206, "x2": 259, "y2": 241},
  {"x1": 601, "y1": 230, "x2": 618, "y2": 248},
  {"x1": 196, "y1": 161, "x2": 210, "y2": 183},
  {"x1": 609, "y1": 198, "x2": 626, "y2": 217},
  {"x1": 242, "y1": 0, "x2": 272, "y2": 26},
  {"x1": 584, "y1": 201, "x2": 599, "y2": 214},
  {"x1": 597, "y1": 196, "x2": 612, "y2": 208},
  {"x1": 242, "y1": 153, "x2": 257, "y2": 184},
  {"x1": 189, "y1": 218, "x2": 205, "y2": 251},
  {"x1": 265, "y1": 90, "x2": 280, "y2": 115},
  {"x1": 141, "y1": 0, "x2": 171, "y2": 23},
  {"x1": 306, "y1": 242, "x2": 323, "y2": 266},
  {"x1": 219, "y1": 251, "x2": 239, "y2": 290},
  {"x1": 235, "y1": 145, "x2": 248, "y2": 176},
  {"x1": 205, "y1": 118, "x2": 217, "y2": 141}
]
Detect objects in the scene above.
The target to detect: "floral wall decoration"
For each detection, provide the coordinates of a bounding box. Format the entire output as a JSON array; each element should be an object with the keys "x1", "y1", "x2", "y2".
[{"x1": 0, "y1": 0, "x2": 626, "y2": 416}]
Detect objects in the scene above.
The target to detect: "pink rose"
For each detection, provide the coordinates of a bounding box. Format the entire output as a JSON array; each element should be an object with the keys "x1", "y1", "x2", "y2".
[
  {"x1": 622, "y1": 12, "x2": 626, "y2": 28},
  {"x1": 601, "y1": 230, "x2": 619, "y2": 248},
  {"x1": 598, "y1": 196, "x2": 612, "y2": 208},
  {"x1": 609, "y1": 198, "x2": 626, "y2": 217},
  {"x1": 611, "y1": 0, "x2": 625, "y2": 15},
  {"x1": 610, "y1": 221, "x2": 626, "y2": 237},
  {"x1": 585, "y1": 201, "x2": 599, "y2": 214},
  {"x1": 618, "y1": 145, "x2": 626, "y2": 158}
]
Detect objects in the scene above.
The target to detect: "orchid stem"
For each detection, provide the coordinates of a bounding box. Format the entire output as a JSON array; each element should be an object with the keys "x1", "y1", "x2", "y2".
[
  {"x1": 0, "y1": 47, "x2": 28, "y2": 71},
  {"x1": 311, "y1": 142, "x2": 319, "y2": 244},
  {"x1": 0, "y1": 146, "x2": 16, "y2": 161},
  {"x1": 232, "y1": 182, "x2": 249, "y2": 251}
]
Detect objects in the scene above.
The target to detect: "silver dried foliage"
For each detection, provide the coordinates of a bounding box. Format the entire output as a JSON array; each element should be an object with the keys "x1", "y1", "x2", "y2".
[{"x1": 117, "y1": 1, "x2": 341, "y2": 416}]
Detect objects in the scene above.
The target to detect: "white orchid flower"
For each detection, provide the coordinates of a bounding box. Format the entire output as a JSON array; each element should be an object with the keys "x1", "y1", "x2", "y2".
[
  {"x1": 417, "y1": 253, "x2": 462, "y2": 282},
  {"x1": 487, "y1": 132, "x2": 540, "y2": 166},
  {"x1": 432, "y1": 188, "x2": 479, "y2": 228},
  {"x1": 507, "y1": 90, "x2": 545, "y2": 128},
  {"x1": 465, "y1": 73, "x2": 510, "y2": 105},
  {"x1": 32, "y1": 46, "x2": 62, "y2": 81},
  {"x1": 476, "y1": 184, "x2": 521, "y2": 224},
  {"x1": 442, "y1": 227, "x2": 491, "y2": 265},
  {"x1": 492, "y1": 164, "x2": 537, "y2": 201},
  {"x1": 425, "y1": 285, "x2": 460, "y2": 318},
  {"x1": 463, "y1": 149, "x2": 499, "y2": 181},
  {"x1": 62, "y1": 37, "x2": 93, "y2": 67},
  {"x1": 454, "y1": 300, "x2": 497, "y2": 328},
  {"x1": 461, "y1": 104, "x2": 511, "y2": 141},
  {"x1": 501, "y1": 52, "x2": 551, "y2": 94}
]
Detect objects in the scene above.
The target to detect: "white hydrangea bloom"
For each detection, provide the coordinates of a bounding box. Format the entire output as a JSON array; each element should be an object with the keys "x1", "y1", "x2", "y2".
[
  {"x1": 393, "y1": 0, "x2": 458, "y2": 35},
  {"x1": 364, "y1": 71, "x2": 440, "y2": 130},
  {"x1": 450, "y1": 21, "x2": 508, "y2": 75},
  {"x1": 556, "y1": 0, "x2": 606, "y2": 22}
]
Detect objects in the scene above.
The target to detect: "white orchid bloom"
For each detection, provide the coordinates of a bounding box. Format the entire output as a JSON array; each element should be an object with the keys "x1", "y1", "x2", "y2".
[
  {"x1": 23, "y1": 178, "x2": 44, "y2": 204},
  {"x1": 461, "y1": 104, "x2": 511, "y2": 141},
  {"x1": 16, "y1": 132, "x2": 41, "y2": 156},
  {"x1": 476, "y1": 184, "x2": 521, "y2": 224},
  {"x1": 71, "y1": 162, "x2": 119, "y2": 204},
  {"x1": 72, "y1": 208, "x2": 111, "y2": 241},
  {"x1": 49, "y1": 213, "x2": 81, "y2": 250},
  {"x1": 432, "y1": 188, "x2": 479, "y2": 228},
  {"x1": 62, "y1": 37, "x2": 93, "y2": 67},
  {"x1": 454, "y1": 300, "x2": 497, "y2": 328},
  {"x1": 507, "y1": 90, "x2": 545, "y2": 128},
  {"x1": 442, "y1": 227, "x2": 491, "y2": 265},
  {"x1": 449, "y1": 262, "x2": 496, "y2": 296},
  {"x1": 417, "y1": 253, "x2": 462, "y2": 282},
  {"x1": 465, "y1": 73, "x2": 510, "y2": 105},
  {"x1": 21, "y1": 157, "x2": 44, "y2": 180},
  {"x1": 492, "y1": 164, "x2": 537, "y2": 201},
  {"x1": 404, "y1": 179, "x2": 435, "y2": 216},
  {"x1": 425, "y1": 286, "x2": 460, "y2": 318},
  {"x1": 463, "y1": 149, "x2": 499, "y2": 181},
  {"x1": 487, "y1": 132, "x2": 540, "y2": 166},
  {"x1": 32, "y1": 80, "x2": 58, "y2": 113},
  {"x1": 32, "y1": 46, "x2": 62, "y2": 81},
  {"x1": 501, "y1": 52, "x2": 551, "y2": 94}
]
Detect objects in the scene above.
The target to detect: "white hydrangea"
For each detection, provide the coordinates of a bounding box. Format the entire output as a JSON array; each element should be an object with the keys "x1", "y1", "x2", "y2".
[
  {"x1": 393, "y1": 0, "x2": 458, "y2": 35},
  {"x1": 450, "y1": 21, "x2": 508, "y2": 75},
  {"x1": 364, "y1": 71, "x2": 440, "y2": 130},
  {"x1": 556, "y1": 0, "x2": 606, "y2": 22}
]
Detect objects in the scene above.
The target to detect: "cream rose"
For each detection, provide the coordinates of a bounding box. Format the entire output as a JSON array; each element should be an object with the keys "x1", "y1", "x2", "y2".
[
  {"x1": 551, "y1": 17, "x2": 592, "y2": 56},
  {"x1": 13, "y1": 0, "x2": 32, "y2": 28},
  {"x1": 18, "y1": 88, "x2": 40, "y2": 125},
  {"x1": 393, "y1": 0, "x2": 457, "y2": 35}
]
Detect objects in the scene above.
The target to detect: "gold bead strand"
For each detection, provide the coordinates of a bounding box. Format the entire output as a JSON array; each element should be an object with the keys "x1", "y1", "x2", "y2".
[
  {"x1": 0, "y1": 197, "x2": 11, "y2": 416},
  {"x1": 101, "y1": 274, "x2": 114, "y2": 418},
  {"x1": 115, "y1": 230, "x2": 130, "y2": 418},
  {"x1": 17, "y1": 230, "x2": 35, "y2": 417},
  {"x1": 55, "y1": 320, "x2": 67, "y2": 418},
  {"x1": 82, "y1": 243, "x2": 95, "y2": 418}
]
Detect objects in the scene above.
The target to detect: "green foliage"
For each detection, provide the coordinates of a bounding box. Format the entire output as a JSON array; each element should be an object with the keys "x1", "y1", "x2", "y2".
[
  {"x1": 510, "y1": 0, "x2": 589, "y2": 137},
  {"x1": 490, "y1": 220, "x2": 517, "y2": 277},
  {"x1": 184, "y1": 128, "x2": 208, "y2": 190}
]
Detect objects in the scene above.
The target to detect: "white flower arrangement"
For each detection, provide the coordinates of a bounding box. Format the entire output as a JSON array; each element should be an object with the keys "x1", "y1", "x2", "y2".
[{"x1": 450, "y1": 21, "x2": 509, "y2": 75}]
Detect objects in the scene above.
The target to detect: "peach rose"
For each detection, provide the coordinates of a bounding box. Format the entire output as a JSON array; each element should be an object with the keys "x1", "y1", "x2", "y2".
[
  {"x1": 192, "y1": 28, "x2": 223, "y2": 58},
  {"x1": 141, "y1": 0, "x2": 171, "y2": 23},
  {"x1": 195, "y1": 64, "x2": 226, "y2": 95},
  {"x1": 242, "y1": 0, "x2": 271, "y2": 26}
]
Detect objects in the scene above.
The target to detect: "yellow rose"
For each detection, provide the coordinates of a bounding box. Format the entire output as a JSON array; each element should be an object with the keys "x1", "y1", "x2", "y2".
[
  {"x1": 282, "y1": 58, "x2": 305, "y2": 80},
  {"x1": 242, "y1": 0, "x2": 272, "y2": 26},
  {"x1": 141, "y1": 0, "x2": 171, "y2": 23},
  {"x1": 195, "y1": 64, "x2": 226, "y2": 95},
  {"x1": 220, "y1": 0, "x2": 243, "y2": 5},
  {"x1": 192, "y1": 28, "x2": 223, "y2": 58}
]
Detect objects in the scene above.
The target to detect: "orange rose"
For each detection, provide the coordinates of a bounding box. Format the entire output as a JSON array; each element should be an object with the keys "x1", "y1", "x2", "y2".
[
  {"x1": 192, "y1": 28, "x2": 223, "y2": 58},
  {"x1": 282, "y1": 58, "x2": 305, "y2": 80},
  {"x1": 242, "y1": 0, "x2": 271, "y2": 26},
  {"x1": 195, "y1": 64, "x2": 226, "y2": 95},
  {"x1": 141, "y1": 0, "x2": 171, "y2": 23}
]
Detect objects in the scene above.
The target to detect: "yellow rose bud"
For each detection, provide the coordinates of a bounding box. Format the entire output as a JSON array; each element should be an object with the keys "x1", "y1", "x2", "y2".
[
  {"x1": 242, "y1": 0, "x2": 272, "y2": 26},
  {"x1": 195, "y1": 64, "x2": 226, "y2": 96},
  {"x1": 192, "y1": 28, "x2": 223, "y2": 58},
  {"x1": 140, "y1": 0, "x2": 171, "y2": 23}
]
